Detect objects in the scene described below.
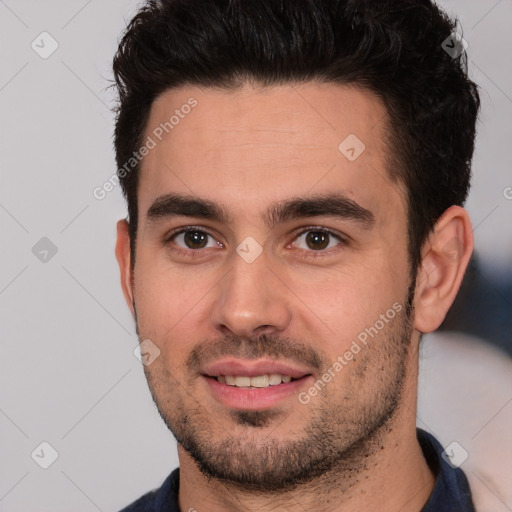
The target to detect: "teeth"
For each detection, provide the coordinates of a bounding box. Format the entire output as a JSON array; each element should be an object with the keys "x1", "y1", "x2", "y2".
[
  {"x1": 235, "y1": 376, "x2": 251, "y2": 387},
  {"x1": 250, "y1": 375, "x2": 269, "y2": 388},
  {"x1": 217, "y1": 374, "x2": 294, "y2": 387},
  {"x1": 269, "y1": 374, "x2": 283, "y2": 385}
]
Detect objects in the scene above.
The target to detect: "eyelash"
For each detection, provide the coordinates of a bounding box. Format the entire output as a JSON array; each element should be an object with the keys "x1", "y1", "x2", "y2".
[{"x1": 164, "y1": 225, "x2": 347, "y2": 259}]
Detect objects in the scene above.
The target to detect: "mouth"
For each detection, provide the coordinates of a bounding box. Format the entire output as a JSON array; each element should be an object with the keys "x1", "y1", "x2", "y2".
[
  {"x1": 209, "y1": 374, "x2": 302, "y2": 388},
  {"x1": 201, "y1": 359, "x2": 314, "y2": 410}
]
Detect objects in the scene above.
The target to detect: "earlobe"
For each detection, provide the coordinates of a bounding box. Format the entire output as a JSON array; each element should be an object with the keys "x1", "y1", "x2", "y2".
[
  {"x1": 115, "y1": 219, "x2": 135, "y2": 317},
  {"x1": 413, "y1": 206, "x2": 474, "y2": 333}
]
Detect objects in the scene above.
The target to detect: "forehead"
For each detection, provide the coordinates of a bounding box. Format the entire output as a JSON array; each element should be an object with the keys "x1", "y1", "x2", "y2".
[{"x1": 137, "y1": 82, "x2": 405, "y2": 226}]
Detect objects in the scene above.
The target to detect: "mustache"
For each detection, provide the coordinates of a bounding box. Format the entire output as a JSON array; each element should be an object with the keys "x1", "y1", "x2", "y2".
[{"x1": 186, "y1": 334, "x2": 324, "y2": 374}]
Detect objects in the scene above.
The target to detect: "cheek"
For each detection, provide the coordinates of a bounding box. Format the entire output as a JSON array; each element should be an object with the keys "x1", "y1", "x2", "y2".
[
  {"x1": 285, "y1": 262, "x2": 408, "y2": 361},
  {"x1": 135, "y1": 243, "x2": 210, "y2": 310},
  {"x1": 132, "y1": 262, "x2": 211, "y2": 353}
]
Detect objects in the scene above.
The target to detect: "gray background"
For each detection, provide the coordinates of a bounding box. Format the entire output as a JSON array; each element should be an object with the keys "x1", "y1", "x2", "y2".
[{"x1": 0, "y1": 1, "x2": 511, "y2": 511}]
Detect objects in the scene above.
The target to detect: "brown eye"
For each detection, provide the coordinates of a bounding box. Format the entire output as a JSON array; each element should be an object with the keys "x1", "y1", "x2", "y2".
[
  {"x1": 169, "y1": 229, "x2": 221, "y2": 251},
  {"x1": 293, "y1": 229, "x2": 344, "y2": 253},
  {"x1": 305, "y1": 231, "x2": 330, "y2": 250},
  {"x1": 183, "y1": 230, "x2": 209, "y2": 249}
]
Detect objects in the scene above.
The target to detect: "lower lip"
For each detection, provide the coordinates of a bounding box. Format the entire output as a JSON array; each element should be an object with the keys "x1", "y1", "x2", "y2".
[{"x1": 203, "y1": 375, "x2": 313, "y2": 410}]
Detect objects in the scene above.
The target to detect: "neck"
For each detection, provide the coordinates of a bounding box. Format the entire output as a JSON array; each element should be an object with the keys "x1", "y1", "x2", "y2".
[{"x1": 178, "y1": 426, "x2": 434, "y2": 511}]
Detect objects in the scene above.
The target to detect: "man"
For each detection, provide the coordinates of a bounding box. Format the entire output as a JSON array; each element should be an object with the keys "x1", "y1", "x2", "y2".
[{"x1": 113, "y1": 0, "x2": 479, "y2": 510}]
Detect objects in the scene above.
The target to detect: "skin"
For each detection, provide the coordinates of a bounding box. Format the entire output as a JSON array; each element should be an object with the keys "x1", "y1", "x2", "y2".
[{"x1": 115, "y1": 82, "x2": 474, "y2": 511}]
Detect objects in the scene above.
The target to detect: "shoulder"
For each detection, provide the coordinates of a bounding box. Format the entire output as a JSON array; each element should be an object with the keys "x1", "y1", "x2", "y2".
[
  {"x1": 118, "y1": 468, "x2": 180, "y2": 512},
  {"x1": 417, "y1": 429, "x2": 475, "y2": 512},
  {"x1": 418, "y1": 332, "x2": 512, "y2": 511}
]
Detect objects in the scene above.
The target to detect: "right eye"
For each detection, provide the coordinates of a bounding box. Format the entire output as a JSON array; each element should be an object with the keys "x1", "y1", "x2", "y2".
[{"x1": 165, "y1": 227, "x2": 224, "y2": 255}]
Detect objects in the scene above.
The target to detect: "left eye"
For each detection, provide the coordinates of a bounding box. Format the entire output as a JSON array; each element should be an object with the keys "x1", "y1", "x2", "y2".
[{"x1": 293, "y1": 229, "x2": 343, "y2": 251}]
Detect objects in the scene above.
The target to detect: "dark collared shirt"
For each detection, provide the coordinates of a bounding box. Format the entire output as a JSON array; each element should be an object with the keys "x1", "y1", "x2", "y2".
[{"x1": 119, "y1": 429, "x2": 475, "y2": 511}]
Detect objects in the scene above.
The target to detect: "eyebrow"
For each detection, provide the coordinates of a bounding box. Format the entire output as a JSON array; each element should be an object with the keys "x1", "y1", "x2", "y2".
[{"x1": 145, "y1": 192, "x2": 375, "y2": 229}]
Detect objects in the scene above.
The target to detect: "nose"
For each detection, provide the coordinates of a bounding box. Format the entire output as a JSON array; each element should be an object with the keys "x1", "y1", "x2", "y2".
[{"x1": 209, "y1": 250, "x2": 292, "y2": 339}]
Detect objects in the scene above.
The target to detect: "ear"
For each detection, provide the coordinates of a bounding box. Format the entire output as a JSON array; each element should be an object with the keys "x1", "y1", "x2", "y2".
[
  {"x1": 115, "y1": 219, "x2": 135, "y2": 318},
  {"x1": 413, "y1": 206, "x2": 473, "y2": 333}
]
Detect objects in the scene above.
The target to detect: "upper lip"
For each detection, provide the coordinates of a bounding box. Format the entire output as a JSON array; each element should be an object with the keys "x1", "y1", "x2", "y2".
[{"x1": 202, "y1": 358, "x2": 312, "y2": 379}]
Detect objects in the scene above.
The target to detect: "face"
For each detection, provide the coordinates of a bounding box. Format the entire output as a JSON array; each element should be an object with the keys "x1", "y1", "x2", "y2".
[{"x1": 126, "y1": 83, "x2": 417, "y2": 491}]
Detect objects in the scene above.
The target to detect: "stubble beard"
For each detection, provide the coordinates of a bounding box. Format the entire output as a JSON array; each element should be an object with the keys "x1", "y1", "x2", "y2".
[{"x1": 138, "y1": 295, "x2": 415, "y2": 494}]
